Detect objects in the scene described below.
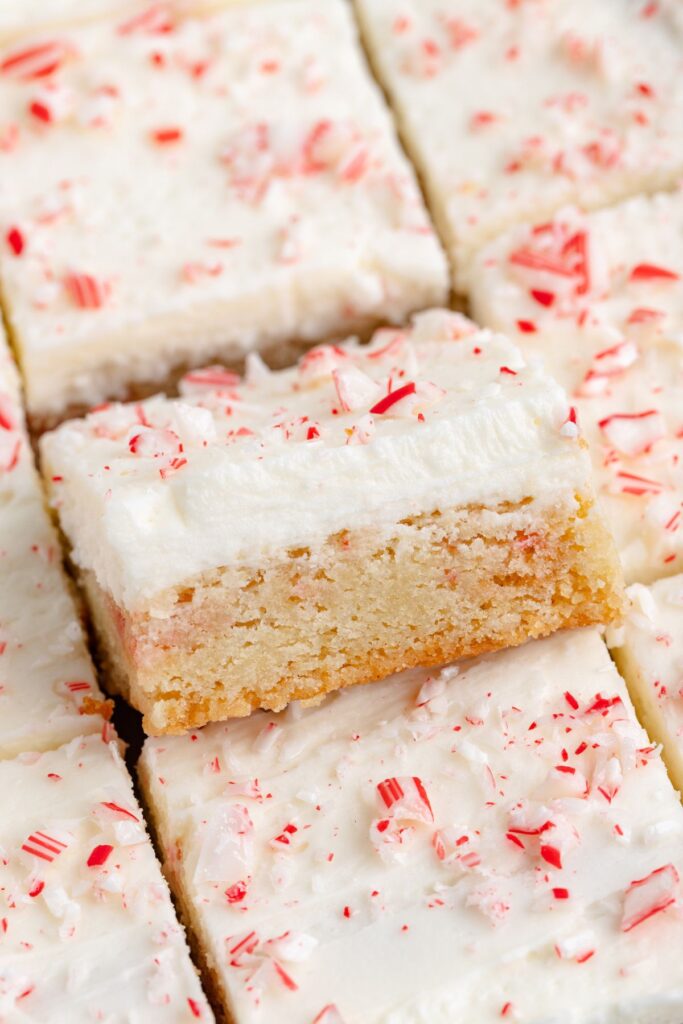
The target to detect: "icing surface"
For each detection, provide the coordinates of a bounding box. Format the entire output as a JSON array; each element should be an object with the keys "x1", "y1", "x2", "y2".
[
  {"x1": 0, "y1": 0, "x2": 447, "y2": 415},
  {"x1": 0, "y1": 328, "x2": 105, "y2": 758},
  {"x1": 0, "y1": 733, "x2": 212, "y2": 1021},
  {"x1": 355, "y1": 0, "x2": 683, "y2": 276},
  {"x1": 141, "y1": 629, "x2": 683, "y2": 1023}
]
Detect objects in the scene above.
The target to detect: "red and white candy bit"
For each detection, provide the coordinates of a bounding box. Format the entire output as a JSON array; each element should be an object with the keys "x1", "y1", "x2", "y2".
[
  {"x1": 187, "y1": 998, "x2": 203, "y2": 1019},
  {"x1": 298, "y1": 344, "x2": 349, "y2": 384},
  {"x1": 5, "y1": 226, "x2": 24, "y2": 257},
  {"x1": 598, "y1": 410, "x2": 666, "y2": 457},
  {"x1": 21, "y1": 830, "x2": 69, "y2": 863},
  {"x1": 540, "y1": 844, "x2": 563, "y2": 870},
  {"x1": 118, "y1": 3, "x2": 175, "y2": 35},
  {"x1": 554, "y1": 930, "x2": 596, "y2": 963},
  {"x1": 312, "y1": 1006, "x2": 346, "y2": 1024},
  {"x1": 626, "y1": 306, "x2": 665, "y2": 327},
  {"x1": 509, "y1": 223, "x2": 591, "y2": 296},
  {"x1": 270, "y1": 822, "x2": 298, "y2": 849},
  {"x1": 100, "y1": 800, "x2": 139, "y2": 822},
  {"x1": 629, "y1": 263, "x2": 680, "y2": 283},
  {"x1": 86, "y1": 844, "x2": 114, "y2": 867},
  {"x1": 376, "y1": 776, "x2": 434, "y2": 823},
  {"x1": 577, "y1": 340, "x2": 640, "y2": 397},
  {"x1": 593, "y1": 756, "x2": 622, "y2": 804},
  {"x1": 225, "y1": 880, "x2": 248, "y2": 904},
  {"x1": 560, "y1": 406, "x2": 579, "y2": 439},
  {"x1": 128, "y1": 427, "x2": 183, "y2": 460},
  {"x1": 151, "y1": 126, "x2": 184, "y2": 145},
  {"x1": 345, "y1": 414, "x2": 375, "y2": 446},
  {"x1": 622, "y1": 863, "x2": 680, "y2": 932},
  {"x1": 0, "y1": 40, "x2": 72, "y2": 81},
  {"x1": 370, "y1": 381, "x2": 416, "y2": 416},
  {"x1": 64, "y1": 272, "x2": 112, "y2": 310},
  {"x1": 332, "y1": 366, "x2": 381, "y2": 413},
  {"x1": 0, "y1": 393, "x2": 16, "y2": 432},
  {"x1": 370, "y1": 379, "x2": 445, "y2": 419},
  {"x1": 181, "y1": 366, "x2": 241, "y2": 393}
]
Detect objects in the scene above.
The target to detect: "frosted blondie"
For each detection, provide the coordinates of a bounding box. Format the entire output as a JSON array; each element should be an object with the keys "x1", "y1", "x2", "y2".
[
  {"x1": 0, "y1": 0, "x2": 447, "y2": 426},
  {"x1": 609, "y1": 574, "x2": 683, "y2": 793},
  {"x1": 0, "y1": 326, "x2": 108, "y2": 758},
  {"x1": 139, "y1": 629, "x2": 683, "y2": 1023},
  {"x1": 355, "y1": 0, "x2": 683, "y2": 282},
  {"x1": 42, "y1": 310, "x2": 623, "y2": 734},
  {"x1": 470, "y1": 190, "x2": 683, "y2": 585},
  {"x1": 0, "y1": 732, "x2": 212, "y2": 1021}
]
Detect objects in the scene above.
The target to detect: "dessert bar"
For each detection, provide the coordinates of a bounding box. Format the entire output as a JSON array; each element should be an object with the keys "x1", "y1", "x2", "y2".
[
  {"x1": 0, "y1": 0, "x2": 447, "y2": 426},
  {"x1": 355, "y1": 0, "x2": 683, "y2": 282},
  {"x1": 140, "y1": 629, "x2": 683, "y2": 1023},
  {"x1": 609, "y1": 574, "x2": 683, "y2": 792},
  {"x1": 42, "y1": 310, "x2": 623, "y2": 733},
  {"x1": 0, "y1": 325, "x2": 107, "y2": 758},
  {"x1": 0, "y1": 732, "x2": 212, "y2": 1020}
]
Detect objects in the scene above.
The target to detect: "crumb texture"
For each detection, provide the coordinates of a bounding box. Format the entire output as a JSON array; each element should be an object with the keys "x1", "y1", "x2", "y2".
[{"x1": 88, "y1": 496, "x2": 623, "y2": 733}]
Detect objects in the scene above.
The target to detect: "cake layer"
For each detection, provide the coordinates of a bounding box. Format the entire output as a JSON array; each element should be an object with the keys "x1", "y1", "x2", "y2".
[
  {"x1": 0, "y1": 326, "x2": 108, "y2": 759},
  {"x1": 470, "y1": 191, "x2": 683, "y2": 586},
  {"x1": 82, "y1": 493, "x2": 622, "y2": 733},
  {"x1": 139, "y1": 628, "x2": 683, "y2": 1023},
  {"x1": 0, "y1": 0, "x2": 447, "y2": 424},
  {"x1": 41, "y1": 311, "x2": 623, "y2": 733},
  {"x1": 609, "y1": 574, "x2": 683, "y2": 793},
  {"x1": 354, "y1": 0, "x2": 683, "y2": 282},
  {"x1": 0, "y1": 732, "x2": 212, "y2": 1021}
]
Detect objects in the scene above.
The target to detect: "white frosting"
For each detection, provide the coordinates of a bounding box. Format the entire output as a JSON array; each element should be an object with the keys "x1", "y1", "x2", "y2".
[
  {"x1": 40, "y1": 310, "x2": 588, "y2": 611},
  {"x1": 0, "y1": 0, "x2": 135, "y2": 40},
  {"x1": 608, "y1": 573, "x2": 683, "y2": 793},
  {"x1": 0, "y1": 1, "x2": 217, "y2": 42},
  {"x1": 141, "y1": 628, "x2": 683, "y2": 1024},
  {"x1": 0, "y1": 733, "x2": 212, "y2": 1021},
  {"x1": 0, "y1": 328, "x2": 107, "y2": 758},
  {"x1": 0, "y1": 0, "x2": 447, "y2": 418},
  {"x1": 470, "y1": 191, "x2": 683, "y2": 586},
  {"x1": 355, "y1": 0, "x2": 683, "y2": 278}
]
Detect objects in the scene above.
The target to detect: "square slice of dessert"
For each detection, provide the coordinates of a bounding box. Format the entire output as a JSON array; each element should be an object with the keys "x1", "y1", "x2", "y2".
[
  {"x1": 0, "y1": 732, "x2": 213, "y2": 1021},
  {"x1": 139, "y1": 628, "x2": 683, "y2": 1023},
  {"x1": 0, "y1": 325, "x2": 109, "y2": 758},
  {"x1": 469, "y1": 190, "x2": 683, "y2": 585},
  {"x1": 41, "y1": 310, "x2": 623, "y2": 734},
  {"x1": 0, "y1": 0, "x2": 447, "y2": 428},
  {"x1": 609, "y1": 574, "x2": 683, "y2": 793},
  {"x1": 354, "y1": 0, "x2": 683, "y2": 283}
]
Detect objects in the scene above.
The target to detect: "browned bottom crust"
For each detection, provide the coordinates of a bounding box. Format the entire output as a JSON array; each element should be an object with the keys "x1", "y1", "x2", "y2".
[{"x1": 82, "y1": 491, "x2": 624, "y2": 735}]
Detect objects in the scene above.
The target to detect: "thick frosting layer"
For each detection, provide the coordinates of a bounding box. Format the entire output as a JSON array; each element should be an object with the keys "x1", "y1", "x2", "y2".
[
  {"x1": 0, "y1": 328, "x2": 106, "y2": 758},
  {"x1": 608, "y1": 574, "x2": 683, "y2": 792},
  {"x1": 0, "y1": 733, "x2": 212, "y2": 1021},
  {"x1": 470, "y1": 191, "x2": 683, "y2": 585},
  {"x1": 140, "y1": 628, "x2": 683, "y2": 1024},
  {"x1": 355, "y1": 0, "x2": 683, "y2": 278},
  {"x1": 0, "y1": 0, "x2": 446, "y2": 417},
  {"x1": 41, "y1": 310, "x2": 588, "y2": 610}
]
